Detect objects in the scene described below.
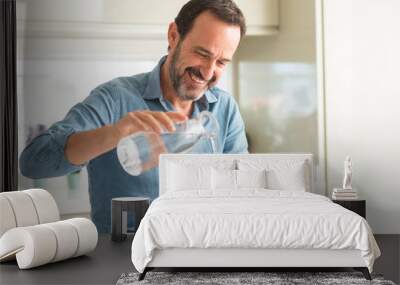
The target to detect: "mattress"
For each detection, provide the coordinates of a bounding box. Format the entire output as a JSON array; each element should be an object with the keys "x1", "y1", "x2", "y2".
[{"x1": 131, "y1": 190, "x2": 380, "y2": 273}]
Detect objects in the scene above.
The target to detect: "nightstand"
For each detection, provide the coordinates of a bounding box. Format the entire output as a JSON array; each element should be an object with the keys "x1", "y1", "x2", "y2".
[
  {"x1": 111, "y1": 197, "x2": 150, "y2": 241},
  {"x1": 332, "y1": 199, "x2": 366, "y2": 218}
]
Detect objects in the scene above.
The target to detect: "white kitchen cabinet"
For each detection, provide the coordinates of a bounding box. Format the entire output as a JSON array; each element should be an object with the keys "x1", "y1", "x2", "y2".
[{"x1": 17, "y1": 0, "x2": 279, "y2": 38}]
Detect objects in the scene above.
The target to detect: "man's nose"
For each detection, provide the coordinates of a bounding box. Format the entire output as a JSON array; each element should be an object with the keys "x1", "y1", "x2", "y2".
[{"x1": 200, "y1": 61, "x2": 216, "y2": 81}]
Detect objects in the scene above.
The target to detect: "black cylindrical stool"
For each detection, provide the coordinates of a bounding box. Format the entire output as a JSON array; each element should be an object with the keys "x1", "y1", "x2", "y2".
[{"x1": 111, "y1": 197, "x2": 149, "y2": 242}]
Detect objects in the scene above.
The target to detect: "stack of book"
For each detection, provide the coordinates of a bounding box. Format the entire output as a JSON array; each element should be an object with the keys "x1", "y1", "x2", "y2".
[{"x1": 332, "y1": 188, "x2": 358, "y2": 200}]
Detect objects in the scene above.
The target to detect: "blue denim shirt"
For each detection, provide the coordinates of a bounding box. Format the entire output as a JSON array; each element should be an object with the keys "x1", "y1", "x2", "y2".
[{"x1": 19, "y1": 56, "x2": 248, "y2": 233}]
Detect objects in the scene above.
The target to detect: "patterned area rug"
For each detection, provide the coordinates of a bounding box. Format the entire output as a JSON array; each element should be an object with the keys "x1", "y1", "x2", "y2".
[{"x1": 116, "y1": 271, "x2": 396, "y2": 285}]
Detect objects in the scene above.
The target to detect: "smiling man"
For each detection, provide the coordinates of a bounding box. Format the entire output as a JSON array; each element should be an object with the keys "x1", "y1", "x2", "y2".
[{"x1": 20, "y1": 0, "x2": 248, "y2": 233}]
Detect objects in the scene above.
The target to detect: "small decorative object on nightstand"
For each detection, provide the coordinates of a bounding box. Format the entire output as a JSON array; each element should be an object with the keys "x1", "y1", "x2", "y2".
[
  {"x1": 332, "y1": 199, "x2": 366, "y2": 219},
  {"x1": 332, "y1": 156, "x2": 359, "y2": 200},
  {"x1": 111, "y1": 197, "x2": 149, "y2": 242},
  {"x1": 342, "y1": 155, "x2": 353, "y2": 190}
]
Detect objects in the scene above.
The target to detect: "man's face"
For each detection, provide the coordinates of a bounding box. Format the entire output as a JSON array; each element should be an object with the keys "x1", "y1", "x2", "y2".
[{"x1": 168, "y1": 11, "x2": 241, "y2": 101}]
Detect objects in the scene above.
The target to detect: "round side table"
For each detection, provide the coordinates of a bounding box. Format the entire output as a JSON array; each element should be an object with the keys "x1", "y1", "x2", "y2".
[{"x1": 111, "y1": 197, "x2": 149, "y2": 242}]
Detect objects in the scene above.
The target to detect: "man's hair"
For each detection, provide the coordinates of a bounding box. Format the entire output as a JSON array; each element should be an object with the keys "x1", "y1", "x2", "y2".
[{"x1": 175, "y1": 0, "x2": 246, "y2": 39}]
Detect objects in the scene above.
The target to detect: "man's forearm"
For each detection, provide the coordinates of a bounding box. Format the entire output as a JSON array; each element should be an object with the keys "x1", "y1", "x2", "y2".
[
  {"x1": 65, "y1": 125, "x2": 123, "y2": 165},
  {"x1": 63, "y1": 110, "x2": 188, "y2": 166}
]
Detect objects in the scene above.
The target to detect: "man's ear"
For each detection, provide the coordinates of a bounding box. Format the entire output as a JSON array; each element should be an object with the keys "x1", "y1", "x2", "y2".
[{"x1": 167, "y1": 22, "x2": 180, "y2": 50}]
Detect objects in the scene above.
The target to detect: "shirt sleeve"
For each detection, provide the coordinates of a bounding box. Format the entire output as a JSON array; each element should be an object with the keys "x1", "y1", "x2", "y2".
[
  {"x1": 19, "y1": 84, "x2": 119, "y2": 179},
  {"x1": 222, "y1": 99, "x2": 249, "y2": 154}
]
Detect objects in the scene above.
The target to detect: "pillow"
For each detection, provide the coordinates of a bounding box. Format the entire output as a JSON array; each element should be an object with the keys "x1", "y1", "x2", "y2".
[
  {"x1": 212, "y1": 169, "x2": 268, "y2": 191},
  {"x1": 211, "y1": 168, "x2": 236, "y2": 191},
  {"x1": 236, "y1": 169, "x2": 267, "y2": 189},
  {"x1": 166, "y1": 162, "x2": 212, "y2": 192},
  {"x1": 266, "y1": 162, "x2": 307, "y2": 191},
  {"x1": 238, "y1": 159, "x2": 309, "y2": 191}
]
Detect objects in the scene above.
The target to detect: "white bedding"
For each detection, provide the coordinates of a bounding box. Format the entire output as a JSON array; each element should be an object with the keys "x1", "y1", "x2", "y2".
[{"x1": 131, "y1": 190, "x2": 380, "y2": 273}]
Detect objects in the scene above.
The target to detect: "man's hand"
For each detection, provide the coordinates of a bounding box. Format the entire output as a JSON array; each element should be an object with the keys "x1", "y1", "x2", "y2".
[
  {"x1": 114, "y1": 111, "x2": 188, "y2": 140},
  {"x1": 65, "y1": 111, "x2": 187, "y2": 166}
]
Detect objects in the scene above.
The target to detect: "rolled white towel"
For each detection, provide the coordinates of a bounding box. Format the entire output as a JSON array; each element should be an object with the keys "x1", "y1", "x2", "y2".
[
  {"x1": 0, "y1": 191, "x2": 39, "y2": 227},
  {"x1": 42, "y1": 221, "x2": 79, "y2": 262},
  {"x1": 24, "y1": 189, "x2": 60, "y2": 224},
  {"x1": 0, "y1": 189, "x2": 60, "y2": 237},
  {"x1": 0, "y1": 196, "x2": 17, "y2": 237},
  {"x1": 64, "y1": 218, "x2": 98, "y2": 257},
  {"x1": 0, "y1": 218, "x2": 98, "y2": 269},
  {"x1": 0, "y1": 225, "x2": 57, "y2": 269}
]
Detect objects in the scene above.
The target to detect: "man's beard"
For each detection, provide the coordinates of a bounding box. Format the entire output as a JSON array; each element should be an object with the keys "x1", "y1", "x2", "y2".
[{"x1": 168, "y1": 41, "x2": 216, "y2": 101}]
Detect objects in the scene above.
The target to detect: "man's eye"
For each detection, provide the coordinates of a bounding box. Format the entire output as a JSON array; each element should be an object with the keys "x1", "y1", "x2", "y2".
[{"x1": 217, "y1": 60, "x2": 226, "y2": 67}]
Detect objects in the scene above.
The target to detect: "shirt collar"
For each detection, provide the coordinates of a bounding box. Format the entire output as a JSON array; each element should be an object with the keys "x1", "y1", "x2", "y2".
[
  {"x1": 142, "y1": 56, "x2": 165, "y2": 100},
  {"x1": 142, "y1": 56, "x2": 219, "y2": 106}
]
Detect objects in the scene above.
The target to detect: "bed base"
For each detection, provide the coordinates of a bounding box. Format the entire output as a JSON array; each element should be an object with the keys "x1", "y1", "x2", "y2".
[
  {"x1": 138, "y1": 267, "x2": 371, "y2": 281},
  {"x1": 138, "y1": 248, "x2": 372, "y2": 281}
]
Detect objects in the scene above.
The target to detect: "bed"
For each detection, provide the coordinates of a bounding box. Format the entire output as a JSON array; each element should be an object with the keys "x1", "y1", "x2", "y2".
[{"x1": 131, "y1": 154, "x2": 380, "y2": 280}]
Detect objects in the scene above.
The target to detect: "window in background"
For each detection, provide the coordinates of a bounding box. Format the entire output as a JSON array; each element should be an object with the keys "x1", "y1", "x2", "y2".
[
  {"x1": 237, "y1": 61, "x2": 322, "y2": 194},
  {"x1": 239, "y1": 62, "x2": 318, "y2": 154}
]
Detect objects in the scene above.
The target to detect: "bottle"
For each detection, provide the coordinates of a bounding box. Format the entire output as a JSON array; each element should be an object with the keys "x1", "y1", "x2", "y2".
[{"x1": 116, "y1": 111, "x2": 220, "y2": 176}]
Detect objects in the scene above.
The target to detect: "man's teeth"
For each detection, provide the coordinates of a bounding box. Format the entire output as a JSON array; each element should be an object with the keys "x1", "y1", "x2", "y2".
[{"x1": 189, "y1": 72, "x2": 206, "y2": 84}]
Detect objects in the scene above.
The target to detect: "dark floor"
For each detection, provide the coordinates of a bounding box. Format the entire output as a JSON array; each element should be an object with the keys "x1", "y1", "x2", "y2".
[
  {"x1": 0, "y1": 234, "x2": 398, "y2": 284},
  {"x1": 0, "y1": 235, "x2": 135, "y2": 285},
  {"x1": 374, "y1": 234, "x2": 400, "y2": 284}
]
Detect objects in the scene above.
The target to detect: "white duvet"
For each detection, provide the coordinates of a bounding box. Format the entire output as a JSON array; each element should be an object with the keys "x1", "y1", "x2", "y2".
[{"x1": 131, "y1": 190, "x2": 380, "y2": 273}]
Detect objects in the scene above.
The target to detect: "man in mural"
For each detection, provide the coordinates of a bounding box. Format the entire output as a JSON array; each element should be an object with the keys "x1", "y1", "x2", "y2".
[{"x1": 20, "y1": 0, "x2": 248, "y2": 232}]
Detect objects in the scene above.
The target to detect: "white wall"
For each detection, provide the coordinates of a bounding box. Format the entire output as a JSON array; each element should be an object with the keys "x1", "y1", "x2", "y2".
[{"x1": 322, "y1": 0, "x2": 400, "y2": 234}]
